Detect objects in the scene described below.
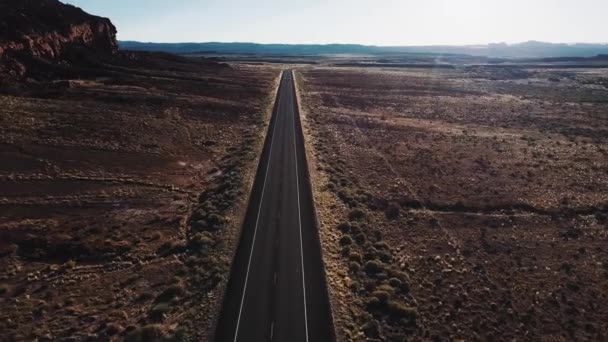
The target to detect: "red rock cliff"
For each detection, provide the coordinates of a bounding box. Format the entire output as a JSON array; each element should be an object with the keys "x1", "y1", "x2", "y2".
[{"x1": 0, "y1": 0, "x2": 117, "y2": 78}]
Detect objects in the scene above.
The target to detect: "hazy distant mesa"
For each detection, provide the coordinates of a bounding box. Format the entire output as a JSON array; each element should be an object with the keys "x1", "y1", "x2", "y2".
[{"x1": 119, "y1": 40, "x2": 608, "y2": 58}]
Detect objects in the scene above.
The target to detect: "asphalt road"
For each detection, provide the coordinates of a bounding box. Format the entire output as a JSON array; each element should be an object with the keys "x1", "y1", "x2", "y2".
[{"x1": 215, "y1": 71, "x2": 334, "y2": 342}]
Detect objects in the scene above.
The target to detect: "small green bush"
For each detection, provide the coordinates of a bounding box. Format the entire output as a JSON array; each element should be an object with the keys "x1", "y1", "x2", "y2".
[
  {"x1": 374, "y1": 241, "x2": 389, "y2": 250},
  {"x1": 372, "y1": 290, "x2": 391, "y2": 303},
  {"x1": 207, "y1": 214, "x2": 224, "y2": 229},
  {"x1": 364, "y1": 260, "x2": 383, "y2": 274},
  {"x1": 348, "y1": 208, "x2": 366, "y2": 221},
  {"x1": 339, "y1": 235, "x2": 353, "y2": 246},
  {"x1": 338, "y1": 189, "x2": 356, "y2": 206},
  {"x1": 385, "y1": 204, "x2": 400, "y2": 220},
  {"x1": 366, "y1": 296, "x2": 381, "y2": 307},
  {"x1": 157, "y1": 241, "x2": 184, "y2": 255},
  {"x1": 376, "y1": 284, "x2": 396, "y2": 296},
  {"x1": 363, "y1": 248, "x2": 380, "y2": 261},
  {"x1": 189, "y1": 232, "x2": 215, "y2": 251},
  {"x1": 191, "y1": 220, "x2": 208, "y2": 231},
  {"x1": 155, "y1": 284, "x2": 185, "y2": 303},
  {"x1": 388, "y1": 277, "x2": 402, "y2": 288},
  {"x1": 372, "y1": 229, "x2": 383, "y2": 241},
  {"x1": 135, "y1": 291, "x2": 154, "y2": 302},
  {"x1": 192, "y1": 209, "x2": 207, "y2": 220},
  {"x1": 125, "y1": 324, "x2": 164, "y2": 342},
  {"x1": 200, "y1": 201, "x2": 217, "y2": 212},
  {"x1": 337, "y1": 222, "x2": 351, "y2": 233},
  {"x1": 350, "y1": 222, "x2": 361, "y2": 234},
  {"x1": 349, "y1": 261, "x2": 361, "y2": 272},
  {"x1": 349, "y1": 252, "x2": 362, "y2": 263},
  {"x1": 355, "y1": 233, "x2": 367, "y2": 245},
  {"x1": 105, "y1": 323, "x2": 123, "y2": 335},
  {"x1": 387, "y1": 301, "x2": 417, "y2": 320},
  {"x1": 362, "y1": 319, "x2": 381, "y2": 338},
  {"x1": 378, "y1": 250, "x2": 392, "y2": 263},
  {"x1": 149, "y1": 301, "x2": 172, "y2": 321}
]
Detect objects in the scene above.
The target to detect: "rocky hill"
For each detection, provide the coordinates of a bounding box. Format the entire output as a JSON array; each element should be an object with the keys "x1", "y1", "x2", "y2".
[{"x1": 0, "y1": 0, "x2": 117, "y2": 79}]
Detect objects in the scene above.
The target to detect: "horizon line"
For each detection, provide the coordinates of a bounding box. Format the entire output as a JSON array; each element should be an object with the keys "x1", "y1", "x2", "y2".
[{"x1": 117, "y1": 40, "x2": 608, "y2": 47}]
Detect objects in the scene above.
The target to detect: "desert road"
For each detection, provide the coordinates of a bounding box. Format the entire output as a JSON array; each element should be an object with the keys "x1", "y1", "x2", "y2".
[{"x1": 214, "y1": 71, "x2": 334, "y2": 342}]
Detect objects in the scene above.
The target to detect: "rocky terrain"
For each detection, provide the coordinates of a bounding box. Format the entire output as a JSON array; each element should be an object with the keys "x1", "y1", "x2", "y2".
[
  {"x1": 0, "y1": 1, "x2": 281, "y2": 340},
  {"x1": 297, "y1": 66, "x2": 608, "y2": 341},
  {"x1": 0, "y1": 0, "x2": 118, "y2": 80}
]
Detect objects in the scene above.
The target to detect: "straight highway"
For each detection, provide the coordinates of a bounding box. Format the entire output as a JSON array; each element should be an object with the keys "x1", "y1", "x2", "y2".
[{"x1": 215, "y1": 70, "x2": 334, "y2": 342}]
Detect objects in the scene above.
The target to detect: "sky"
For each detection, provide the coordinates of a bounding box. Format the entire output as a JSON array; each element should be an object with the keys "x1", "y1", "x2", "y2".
[{"x1": 65, "y1": 0, "x2": 608, "y2": 45}]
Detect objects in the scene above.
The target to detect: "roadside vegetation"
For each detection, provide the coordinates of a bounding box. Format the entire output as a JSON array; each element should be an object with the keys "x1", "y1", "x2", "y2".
[{"x1": 323, "y1": 156, "x2": 419, "y2": 340}]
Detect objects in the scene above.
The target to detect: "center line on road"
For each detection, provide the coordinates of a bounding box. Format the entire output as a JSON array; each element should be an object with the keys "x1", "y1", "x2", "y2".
[
  {"x1": 291, "y1": 70, "x2": 310, "y2": 342},
  {"x1": 232, "y1": 72, "x2": 284, "y2": 342}
]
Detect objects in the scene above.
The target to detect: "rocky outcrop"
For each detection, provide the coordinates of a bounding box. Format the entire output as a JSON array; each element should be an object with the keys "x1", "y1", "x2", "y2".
[{"x1": 0, "y1": 0, "x2": 117, "y2": 79}]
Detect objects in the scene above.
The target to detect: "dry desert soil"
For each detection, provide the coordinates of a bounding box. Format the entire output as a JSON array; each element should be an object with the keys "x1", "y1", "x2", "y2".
[
  {"x1": 2, "y1": 54, "x2": 608, "y2": 342},
  {"x1": 0, "y1": 53, "x2": 280, "y2": 341},
  {"x1": 296, "y1": 65, "x2": 608, "y2": 341}
]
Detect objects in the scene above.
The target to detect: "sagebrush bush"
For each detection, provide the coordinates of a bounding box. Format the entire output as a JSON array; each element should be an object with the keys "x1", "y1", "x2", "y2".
[
  {"x1": 125, "y1": 324, "x2": 164, "y2": 342},
  {"x1": 385, "y1": 204, "x2": 400, "y2": 220},
  {"x1": 349, "y1": 208, "x2": 366, "y2": 221},
  {"x1": 362, "y1": 319, "x2": 381, "y2": 338},
  {"x1": 148, "y1": 302, "x2": 172, "y2": 322},
  {"x1": 387, "y1": 301, "x2": 417, "y2": 320},
  {"x1": 364, "y1": 247, "x2": 380, "y2": 261},
  {"x1": 366, "y1": 296, "x2": 381, "y2": 309},
  {"x1": 105, "y1": 323, "x2": 123, "y2": 335},
  {"x1": 349, "y1": 261, "x2": 361, "y2": 272},
  {"x1": 372, "y1": 290, "x2": 391, "y2": 303},
  {"x1": 192, "y1": 209, "x2": 207, "y2": 220},
  {"x1": 339, "y1": 235, "x2": 353, "y2": 246},
  {"x1": 355, "y1": 233, "x2": 367, "y2": 245},
  {"x1": 364, "y1": 260, "x2": 383, "y2": 274},
  {"x1": 350, "y1": 222, "x2": 361, "y2": 234},
  {"x1": 207, "y1": 213, "x2": 223, "y2": 229},
  {"x1": 155, "y1": 283, "x2": 185, "y2": 303},
  {"x1": 135, "y1": 291, "x2": 154, "y2": 302},
  {"x1": 349, "y1": 252, "x2": 362, "y2": 263},
  {"x1": 376, "y1": 284, "x2": 396, "y2": 296},
  {"x1": 337, "y1": 222, "x2": 351, "y2": 233},
  {"x1": 388, "y1": 277, "x2": 402, "y2": 288},
  {"x1": 188, "y1": 232, "x2": 215, "y2": 252},
  {"x1": 191, "y1": 219, "x2": 208, "y2": 231},
  {"x1": 378, "y1": 250, "x2": 392, "y2": 263}
]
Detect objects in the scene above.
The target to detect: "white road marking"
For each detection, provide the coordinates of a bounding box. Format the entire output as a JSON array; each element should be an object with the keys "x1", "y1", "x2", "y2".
[
  {"x1": 290, "y1": 70, "x2": 310, "y2": 342},
  {"x1": 270, "y1": 321, "x2": 275, "y2": 340},
  {"x1": 233, "y1": 72, "x2": 285, "y2": 342}
]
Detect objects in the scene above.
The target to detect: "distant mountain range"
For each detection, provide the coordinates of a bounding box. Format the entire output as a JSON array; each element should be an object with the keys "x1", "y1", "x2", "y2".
[{"x1": 119, "y1": 41, "x2": 608, "y2": 58}]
